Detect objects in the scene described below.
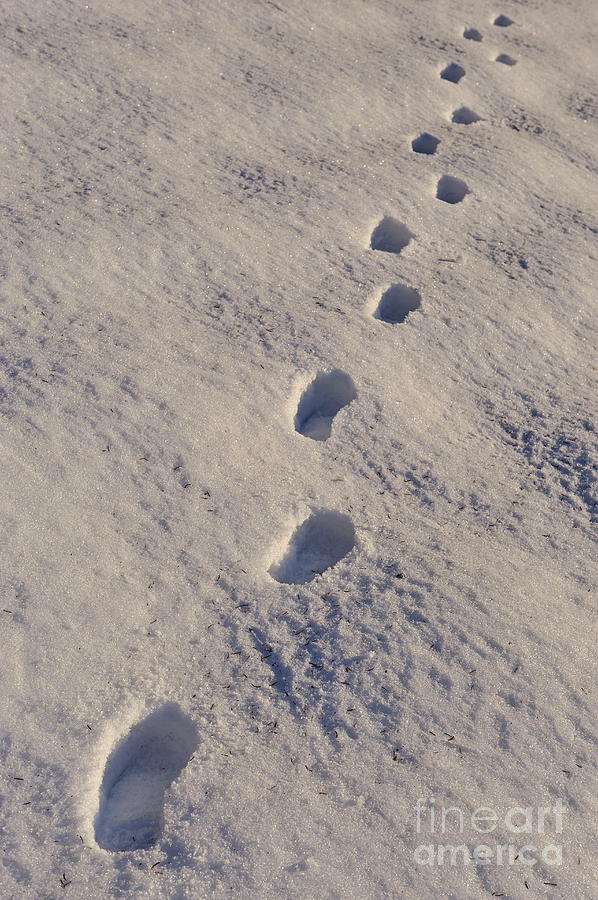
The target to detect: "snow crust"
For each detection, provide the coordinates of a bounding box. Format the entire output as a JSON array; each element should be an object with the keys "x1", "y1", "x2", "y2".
[{"x1": 1, "y1": 0, "x2": 596, "y2": 897}]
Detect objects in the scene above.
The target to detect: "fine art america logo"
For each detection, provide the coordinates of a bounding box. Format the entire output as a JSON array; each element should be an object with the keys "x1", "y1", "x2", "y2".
[{"x1": 414, "y1": 798, "x2": 564, "y2": 867}]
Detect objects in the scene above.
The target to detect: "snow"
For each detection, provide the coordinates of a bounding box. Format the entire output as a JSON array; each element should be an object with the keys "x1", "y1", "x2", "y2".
[
  {"x1": 293, "y1": 370, "x2": 357, "y2": 441},
  {"x1": 1, "y1": 0, "x2": 596, "y2": 897},
  {"x1": 94, "y1": 704, "x2": 199, "y2": 853}
]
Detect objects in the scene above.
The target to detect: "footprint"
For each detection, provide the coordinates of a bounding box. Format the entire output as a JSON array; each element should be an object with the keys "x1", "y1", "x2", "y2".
[
  {"x1": 268, "y1": 510, "x2": 355, "y2": 585},
  {"x1": 440, "y1": 63, "x2": 466, "y2": 83},
  {"x1": 495, "y1": 53, "x2": 517, "y2": 66},
  {"x1": 370, "y1": 216, "x2": 414, "y2": 254},
  {"x1": 372, "y1": 283, "x2": 421, "y2": 324},
  {"x1": 294, "y1": 370, "x2": 356, "y2": 441},
  {"x1": 451, "y1": 106, "x2": 483, "y2": 125},
  {"x1": 493, "y1": 14, "x2": 514, "y2": 27},
  {"x1": 411, "y1": 132, "x2": 440, "y2": 155},
  {"x1": 436, "y1": 175, "x2": 470, "y2": 204},
  {"x1": 463, "y1": 28, "x2": 483, "y2": 41},
  {"x1": 94, "y1": 704, "x2": 197, "y2": 852}
]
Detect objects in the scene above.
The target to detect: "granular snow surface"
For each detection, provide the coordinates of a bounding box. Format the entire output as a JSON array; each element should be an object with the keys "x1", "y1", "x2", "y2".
[{"x1": 1, "y1": 0, "x2": 596, "y2": 897}]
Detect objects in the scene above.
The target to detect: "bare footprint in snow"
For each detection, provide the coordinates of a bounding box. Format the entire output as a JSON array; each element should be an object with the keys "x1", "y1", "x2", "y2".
[
  {"x1": 372, "y1": 284, "x2": 421, "y2": 324},
  {"x1": 370, "y1": 216, "x2": 414, "y2": 254},
  {"x1": 440, "y1": 63, "x2": 466, "y2": 83},
  {"x1": 411, "y1": 132, "x2": 440, "y2": 154},
  {"x1": 269, "y1": 510, "x2": 355, "y2": 584},
  {"x1": 94, "y1": 704, "x2": 197, "y2": 852},
  {"x1": 496, "y1": 53, "x2": 517, "y2": 66},
  {"x1": 451, "y1": 106, "x2": 483, "y2": 124},
  {"x1": 294, "y1": 370, "x2": 356, "y2": 441},
  {"x1": 436, "y1": 175, "x2": 470, "y2": 204}
]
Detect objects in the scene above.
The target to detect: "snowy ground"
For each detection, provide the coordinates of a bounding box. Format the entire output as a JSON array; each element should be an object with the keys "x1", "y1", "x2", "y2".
[{"x1": 1, "y1": 0, "x2": 597, "y2": 897}]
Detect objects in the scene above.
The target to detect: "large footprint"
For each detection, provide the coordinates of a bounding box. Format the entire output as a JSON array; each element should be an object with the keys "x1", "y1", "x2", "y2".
[
  {"x1": 370, "y1": 216, "x2": 414, "y2": 254},
  {"x1": 495, "y1": 53, "x2": 517, "y2": 66},
  {"x1": 436, "y1": 174, "x2": 470, "y2": 204},
  {"x1": 94, "y1": 703, "x2": 197, "y2": 851},
  {"x1": 440, "y1": 62, "x2": 466, "y2": 83},
  {"x1": 269, "y1": 509, "x2": 355, "y2": 584},
  {"x1": 294, "y1": 369, "x2": 356, "y2": 441},
  {"x1": 451, "y1": 106, "x2": 482, "y2": 125},
  {"x1": 371, "y1": 283, "x2": 421, "y2": 324},
  {"x1": 411, "y1": 132, "x2": 440, "y2": 154}
]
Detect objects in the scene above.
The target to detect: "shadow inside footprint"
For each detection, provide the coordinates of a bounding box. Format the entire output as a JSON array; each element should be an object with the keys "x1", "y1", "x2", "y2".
[
  {"x1": 294, "y1": 370, "x2": 356, "y2": 441},
  {"x1": 94, "y1": 704, "x2": 197, "y2": 852},
  {"x1": 493, "y1": 14, "x2": 514, "y2": 27},
  {"x1": 370, "y1": 216, "x2": 414, "y2": 254},
  {"x1": 411, "y1": 132, "x2": 440, "y2": 154},
  {"x1": 451, "y1": 106, "x2": 483, "y2": 125},
  {"x1": 269, "y1": 510, "x2": 355, "y2": 585},
  {"x1": 496, "y1": 53, "x2": 517, "y2": 66},
  {"x1": 373, "y1": 284, "x2": 421, "y2": 324},
  {"x1": 463, "y1": 28, "x2": 483, "y2": 41},
  {"x1": 440, "y1": 63, "x2": 466, "y2": 83},
  {"x1": 436, "y1": 175, "x2": 470, "y2": 204}
]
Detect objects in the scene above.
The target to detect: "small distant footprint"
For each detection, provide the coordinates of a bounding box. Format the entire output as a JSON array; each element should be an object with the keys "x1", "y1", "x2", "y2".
[
  {"x1": 440, "y1": 63, "x2": 466, "y2": 83},
  {"x1": 463, "y1": 28, "x2": 483, "y2": 41},
  {"x1": 495, "y1": 53, "x2": 517, "y2": 66},
  {"x1": 269, "y1": 509, "x2": 355, "y2": 584},
  {"x1": 411, "y1": 132, "x2": 440, "y2": 155},
  {"x1": 370, "y1": 216, "x2": 414, "y2": 254},
  {"x1": 451, "y1": 106, "x2": 483, "y2": 125},
  {"x1": 294, "y1": 370, "x2": 356, "y2": 441},
  {"x1": 372, "y1": 283, "x2": 421, "y2": 324},
  {"x1": 493, "y1": 14, "x2": 514, "y2": 27},
  {"x1": 94, "y1": 704, "x2": 197, "y2": 852},
  {"x1": 436, "y1": 175, "x2": 470, "y2": 204}
]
